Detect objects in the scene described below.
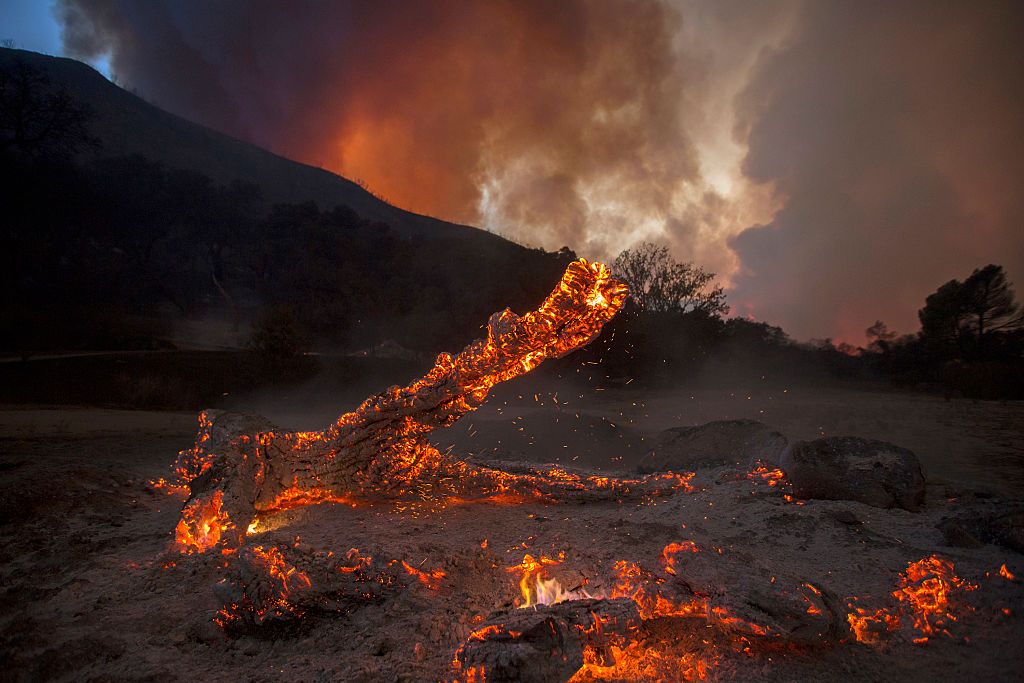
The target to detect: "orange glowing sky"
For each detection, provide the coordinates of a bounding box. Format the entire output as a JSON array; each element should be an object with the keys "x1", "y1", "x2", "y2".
[{"x1": 56, "y1": 0, "x2": 1024, "y2": 341}]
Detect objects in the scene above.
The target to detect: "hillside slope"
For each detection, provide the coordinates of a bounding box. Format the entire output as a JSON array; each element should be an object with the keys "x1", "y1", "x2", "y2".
[
  {"x1": 0, "y1": 47, "x2": 513, "y2": 248},
  {"x1": 1, "y1": 48, "x2": 572, "y2": 355}
]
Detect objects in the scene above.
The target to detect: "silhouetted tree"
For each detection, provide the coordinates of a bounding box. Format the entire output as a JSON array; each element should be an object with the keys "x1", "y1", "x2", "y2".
[
  {"x1": 613, "y1": 243, "x2": 728, "y2": 317},
  {"x1": 919, "y1": 265, "x2": 1022, "y2": 359},
  {"x1": 0, "y1": 59, "x2": 94, "y2": 159},
  {"x1": 961, "y1": 265, "x2": 1022, "y2": 346},
  {"x1": 865, "y1": 320, "x2": 897, "y2": 353},
  {"x1": 919, "y1": 279, "x2": 971, "y2": 357}
]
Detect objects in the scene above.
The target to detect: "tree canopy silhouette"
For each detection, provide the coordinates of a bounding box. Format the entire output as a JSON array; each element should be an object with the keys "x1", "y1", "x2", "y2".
[
  {"x1": 919, "y1": 264, "x2": 1022, "y2": 358},
  {"x1": 0, "y1": 59, "x2": 94, "y2": 159},
  {"x1": 613, "y1": 242, "x2": 728, "y2": 317}
]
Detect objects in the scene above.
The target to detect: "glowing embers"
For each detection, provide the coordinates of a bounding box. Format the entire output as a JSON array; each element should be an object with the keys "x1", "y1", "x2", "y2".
[
  {"x1": 400, "y1": 560, "x2": 446, "y2": 590},
  {"x1": 746, "y1": 461, "x2": 806, "y2": 505},
  {"x1": 573, "y1": 640, "x2": 714, "y2": 682},
  {"x1": 846, "y1": 605, "x2": 900, "y2": 644},
  {"x1": 172, "y1": 411, "x2": 217, "y2": 486},
  {"x1": 893, "y1": 555, "x2": 977, "y2": 644},
  {"x1": 847, "y1": 555, "x2": 977, "y2": 645},
  {"x1": 175, "y1": 491, "x2": 232, "y2": 553},
  {"x1": 147, "y1": 477, "x2": 190, "y2": 497},
  {"x1": 416, "y1": 491, "x2": 540, "y2": 509},
  {"x1": 747, "y1": 463, "x2": 785, "y2": 487},
  {"x1": 150, "y1": 412, "x2": 219, "y2": 496},
  {"x1": 506, "y1": 545, "x2": 707, "y2": 617},
  {"x1": 454, "y1": 597, "x2": 643, "y2": 683},
  {"x1": 335, "y1": 548, "x2": 446, "y2": 592},
  {"x1": 338, "y1": 547, "x2": 374, "y2": 574},
  {"x1": 258, "y1": 481, "x2": 360, "y2": 515},
  {"x1": 215, "y1": 544, "x2": 312, "y2": 629},
  {"x1": 462, "y1": 548, "x2": 719, "y2": 682},
  {"x1": 661, "y1": 540, "x2": 700, "y2": 576},
  {"x1": 323, "y1": 258, "x2": 628, "y2": 444},
  {"x1": 215, "y1": 545, "x2": 448, "y2": 632},
  {"x1": 608, "y1": 558, "x2": 705, "y2": 620}
]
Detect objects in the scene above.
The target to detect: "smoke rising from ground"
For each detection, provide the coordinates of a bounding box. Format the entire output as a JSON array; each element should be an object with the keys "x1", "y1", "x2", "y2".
[{"x1": 57, "y1": 0, "x2": 1024, "y2": 341}]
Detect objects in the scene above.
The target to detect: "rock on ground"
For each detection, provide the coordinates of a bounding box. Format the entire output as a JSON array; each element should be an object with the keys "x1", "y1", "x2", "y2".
[{"x1": 781, "y1": 436, "x2": 926, "y2": 511}]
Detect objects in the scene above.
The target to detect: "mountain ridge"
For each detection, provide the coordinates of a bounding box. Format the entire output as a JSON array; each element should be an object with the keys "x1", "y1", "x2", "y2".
[{"x1": 0, "y1": 47, "x2": 519, "y2": 249}]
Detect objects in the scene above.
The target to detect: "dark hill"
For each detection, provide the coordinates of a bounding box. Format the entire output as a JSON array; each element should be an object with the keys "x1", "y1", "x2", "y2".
[
  {"x1": 0, "y1": 47, "x2": 511, "y2": 247},
  {"x1": 0, "y1": 48, "x2": 571, "y2": 357}
]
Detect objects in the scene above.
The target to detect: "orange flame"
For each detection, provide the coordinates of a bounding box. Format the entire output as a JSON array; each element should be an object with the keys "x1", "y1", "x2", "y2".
[
  {"x1": 175, "y1": 491, "x2": 231, "y2": 553},
  {"x1": 507, "y1": 553, "x2": 577, "y2": 607}
]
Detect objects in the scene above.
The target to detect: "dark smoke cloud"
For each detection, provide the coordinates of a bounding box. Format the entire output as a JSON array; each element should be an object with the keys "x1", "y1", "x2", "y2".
[
  {"x1": 57, "y1": 0, "x2": 1024, "y2": 341},
  {"x1": 729, "y1": 0, "x2": 1024, "y2": 340},
  {"x1": 57, "y1": 0, "x2": 712, "y2": 260}
]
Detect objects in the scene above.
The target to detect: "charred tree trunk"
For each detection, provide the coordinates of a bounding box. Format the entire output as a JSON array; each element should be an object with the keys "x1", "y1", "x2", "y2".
[{"x1": 171, "y1": 260, "x2": 690, "y2": 552}]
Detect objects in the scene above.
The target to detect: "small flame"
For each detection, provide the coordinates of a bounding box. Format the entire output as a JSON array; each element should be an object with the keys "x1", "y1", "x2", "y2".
[
  {"x1": 175, "y1": 491, "x2": 231, "y2": 553},
  {"x1": 508, "y1": 553, "x2": 571, "y2": 607}
]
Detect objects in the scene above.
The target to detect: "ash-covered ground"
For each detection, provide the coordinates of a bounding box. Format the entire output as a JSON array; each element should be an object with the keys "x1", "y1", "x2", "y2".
[{"x1": 1, "y1": 383, "x2": 1022, "y2": 682}]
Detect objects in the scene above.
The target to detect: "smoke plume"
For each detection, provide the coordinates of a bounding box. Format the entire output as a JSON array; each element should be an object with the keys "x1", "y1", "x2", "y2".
[
  {"x1": 57, "y1": 0, "x2": 1024, "y2": 340},
  {"x1": 729, "y1": 0, "x2": 1024, "y2": 340}
]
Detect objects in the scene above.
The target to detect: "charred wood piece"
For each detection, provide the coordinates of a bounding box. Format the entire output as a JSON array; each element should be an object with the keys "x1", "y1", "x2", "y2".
[{"x1": 454, "y1": 598, "x2": 642, "y2": 683}]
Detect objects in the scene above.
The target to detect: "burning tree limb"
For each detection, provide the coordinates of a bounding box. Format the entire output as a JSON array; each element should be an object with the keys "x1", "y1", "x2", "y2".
[{"x1": 170, "y1": 260, "x2": 691, "y2": 553}]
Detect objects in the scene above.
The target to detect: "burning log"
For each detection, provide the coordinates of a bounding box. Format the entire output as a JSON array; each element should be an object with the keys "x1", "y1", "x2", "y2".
[
  {"x1": 454, "y1": 598, "x2": 643, "y2": 683},
  {"x1": 170, "y1": 260, "x2": 693, "y2": 553}
]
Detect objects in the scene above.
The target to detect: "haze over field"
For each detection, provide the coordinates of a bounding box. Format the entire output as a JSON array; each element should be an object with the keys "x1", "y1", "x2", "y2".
[
  {"x1": 44, "y1": 0, "x2": 1024, "y2": 341},
  {"x1": 2, "y1": 5, "x2": 1024, "y2": 680}
]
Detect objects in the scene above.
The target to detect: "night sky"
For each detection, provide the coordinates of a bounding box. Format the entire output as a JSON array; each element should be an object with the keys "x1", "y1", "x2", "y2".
[{"x1": 5, "y1": 0, "x2": 1023, "y2": 342}]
